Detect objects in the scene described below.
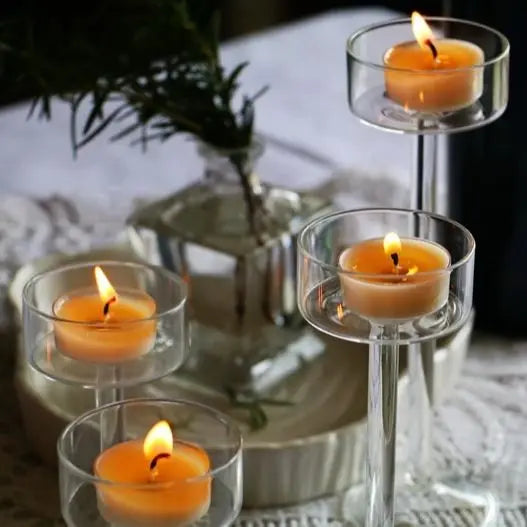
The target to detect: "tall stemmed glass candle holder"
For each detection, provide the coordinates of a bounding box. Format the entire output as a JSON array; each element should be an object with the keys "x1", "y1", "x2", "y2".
[
  {"x1": 298, "y1": 209, "x2": 476, "y2": 527},
  {"x1": 346, "y1": 14, "x2": 509, "y2": 515},
  {"x1": 58, "y1": 398, "x2": 243, "y2": 527},
  {"x1": 22, "y1": 261, "x2": 188, "y2": 447}
]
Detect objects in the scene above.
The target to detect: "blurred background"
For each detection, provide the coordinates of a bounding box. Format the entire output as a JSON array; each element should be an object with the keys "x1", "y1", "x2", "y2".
[{"x1": 219, "y1": 0, "x2": 444, "y2": 38}]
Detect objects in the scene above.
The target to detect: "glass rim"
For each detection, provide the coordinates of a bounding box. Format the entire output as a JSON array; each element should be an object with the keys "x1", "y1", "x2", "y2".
[
  {"x1": 346, "y1": 16, "x2": 510, "y2": 74},
  {"x1": 57, "y1": 397, "x2": 243, "y2": 488},
  {"x1": 297, "y1": 207, "x2": 475, "y2": 278},
  {"x1": 22, "y1": 260, "x2": 188, "y2": 325}
]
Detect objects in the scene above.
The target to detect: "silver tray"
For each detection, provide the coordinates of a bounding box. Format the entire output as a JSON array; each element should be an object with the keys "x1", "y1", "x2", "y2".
[{"x1": 10, "y1": 244, "x2": 472, "y2": 508}]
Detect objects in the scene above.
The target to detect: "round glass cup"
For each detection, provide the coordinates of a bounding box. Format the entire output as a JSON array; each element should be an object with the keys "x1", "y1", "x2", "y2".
[
  {"x1": 347, "y1": 17, "x2": 509, "y2": 134},
  {"x1": 57, "y1": 398, "x2": 243, "y2": 527},
  {"x1": 298, "y1": 208, "x2": 475, "y2": 345},
  {"x1": 297, "y1": 208, "x2": 483, "y2": 527},
  {"x1": 22, "y1": 261, "x2": 188, "y2": 389}
]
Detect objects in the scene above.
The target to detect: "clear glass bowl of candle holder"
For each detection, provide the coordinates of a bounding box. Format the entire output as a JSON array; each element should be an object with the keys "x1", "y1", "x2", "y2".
[
  {"x1": 346, "y1": 16, "x2": 509, "y2": 134},
  {"x1": 299, "y1": 209, "x2": 474, "y2": 345},
  {"x1": 298, "y1": 208, "x2": 484, "y2": 527},
  {"x1": 58, "y1": 398, "x2": 243, "y2": 527},
  {"x1": 22, "y1": 261, "x2": 188, "y2": 391}
]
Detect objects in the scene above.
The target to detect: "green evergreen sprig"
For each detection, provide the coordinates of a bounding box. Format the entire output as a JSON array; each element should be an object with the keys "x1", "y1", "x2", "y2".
[{"x1": 0, "y1": 0, "x2": 267, "y2": 153}]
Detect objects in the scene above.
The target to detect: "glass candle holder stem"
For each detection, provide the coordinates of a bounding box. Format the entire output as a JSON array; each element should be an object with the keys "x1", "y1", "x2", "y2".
[
  {"x1": 367, "y1": 323, "x2": 400, "y2": 527},
  {"x1": 409, "y1": 128, "x2": 439, "y2": 486},
  {"x1": 407, "y1": 341, "x2": 435, "y2": 483},
  {"x1": 95, "y1": 366, "x2": 124, "y2": 450},
  {"x1": 412, "y1": 130, "x2": 438, "y2": 212}
]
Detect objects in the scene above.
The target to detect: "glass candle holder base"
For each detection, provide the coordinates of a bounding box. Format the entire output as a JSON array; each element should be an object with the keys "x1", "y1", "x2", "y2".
[
  {"x1": 352, "y1": 87, "x2": 491, "y2": 134},
  {"x1": 303, "y1": 279, "x2": 466, "y2": 346},
  {"x1": 65, "y1": 480, "x2": 235, "y2": 527},
  {"x1": 339, "y1": 479, "x2": 498, "y2": 527},
  {"x1": 397, "y1": 479, "x2": 498, "y2": 526}
]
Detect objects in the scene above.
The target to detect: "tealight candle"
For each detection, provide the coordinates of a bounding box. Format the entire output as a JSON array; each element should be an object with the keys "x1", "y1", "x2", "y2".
[
  {"x1": 95, "y1": 420, "x2": 211, "y2": 527},
  {"x1": 53, "y1": 266, "x2": 156, "y2": 363},
  {"x1": 384, "y1": 12, "x2": 484, "y2": 113},
  {"x1": 339, "y1": 232, "x2": 450, "y2": 321}
]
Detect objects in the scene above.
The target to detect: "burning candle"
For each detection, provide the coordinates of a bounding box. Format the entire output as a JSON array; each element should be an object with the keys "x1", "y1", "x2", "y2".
[
  {"x1": 384, "y1": 12, "x2": 484, "y2": 113},
  {"x1": 339, "y1": 232, "x2": 450, "y2": 321},
  {"x1": 53, "y1": 266, "x2": 156, "y2": 363},
  {"x1": 95, "y1": 420, "x2": 211, "y2": 527}
]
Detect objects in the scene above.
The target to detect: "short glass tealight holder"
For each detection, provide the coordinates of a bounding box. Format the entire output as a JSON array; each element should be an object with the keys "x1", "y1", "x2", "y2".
[
  {"x1": 58, "y1": 398, "x2": 243, "y2": 527},
  {"x1": 298, "y1": 209, "x2": 479, "y2": 527},
  {"x1": 22, "y1": 261, "x2": 188, "y2": 408}
]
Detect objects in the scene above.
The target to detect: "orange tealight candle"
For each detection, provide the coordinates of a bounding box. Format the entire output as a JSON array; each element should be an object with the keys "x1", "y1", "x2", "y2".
[
  {"x1": 339, "y1": 232, "x2": 450, "y2": 321},
  {"x1": 384, "y1": 12, "x2": 484, "y2": 113},
  {"x1": 53, "y1": 266, "x2": 156, "y2": 363},
  {"x1": 95, "y1": 420, "x2": 211, "y2": 527}
]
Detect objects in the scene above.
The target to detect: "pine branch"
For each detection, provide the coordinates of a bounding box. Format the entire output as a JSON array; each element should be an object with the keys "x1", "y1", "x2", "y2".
[
  {"x1": 0, "y1": 0, "x2": 263, "y2": 152},
  {"x1": 225, "y1": 386, "x2": 294, "y2": 432}
]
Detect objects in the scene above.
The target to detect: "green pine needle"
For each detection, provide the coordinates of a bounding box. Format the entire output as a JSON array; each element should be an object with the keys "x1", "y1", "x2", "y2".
[{"x1": 225, "y1": 386, "x2": 294, "y2": 432}]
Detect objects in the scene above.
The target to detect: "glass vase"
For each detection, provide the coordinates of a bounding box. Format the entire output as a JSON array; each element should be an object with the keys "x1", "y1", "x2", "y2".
[{"x1": 128, "y1": 138, "x2": 332, "y2": 392}]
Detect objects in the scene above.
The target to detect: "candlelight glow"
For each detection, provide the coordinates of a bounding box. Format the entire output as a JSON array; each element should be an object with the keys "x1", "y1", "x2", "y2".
[
  {"x1": 407, "y1": 265, "x2": 419, "y2": 276},
  {"x1": 411, "y1": 11, "x2": 435, "y2": 51},
  {"x1": 383, "y1": 232, "x2": 402, "y2": 257},
  {"x1": 143, "y1": 420, "x2": 173, "y2": 461},
  {"x1": 94, "y1": 266, "x2": 118, "y2": 305}
]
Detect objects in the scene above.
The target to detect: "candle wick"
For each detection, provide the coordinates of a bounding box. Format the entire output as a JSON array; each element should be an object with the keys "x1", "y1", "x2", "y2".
[
  {"x1": 425, "y1": 39, "x2": 438, "y2": 60},
  {"x1": 150, "y1": 452, "x2": 171, "y2": 471},
  {"x1": 390, "y1": 253, "x2": 399, "y2": 267},
  {"x1": 103, "y1": 296, "x2": 117, "y2": 317}
]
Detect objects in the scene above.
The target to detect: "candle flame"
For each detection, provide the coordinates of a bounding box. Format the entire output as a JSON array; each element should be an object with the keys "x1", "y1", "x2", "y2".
[
  {"x1": 383, "y1": 232, "x2": 402, "y2": 257},
  {"x1": 411, "y1": 11, "x2": 435, "y2": 51},
  {"x1": 143, "y1": 420, "x2": 173, "y2": 462},
  {"x1": 94, "y1": 266, "x2": 118, "y2": 305},
  {"x1": 337, "y1": 303, "x2": 344, "y2": 321}
]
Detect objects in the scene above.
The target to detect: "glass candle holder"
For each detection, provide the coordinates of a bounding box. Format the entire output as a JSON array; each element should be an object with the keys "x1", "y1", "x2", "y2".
[
  {"x1": 58, "y1": 398, "x2": 243, "y2": 527},
  {"x1": 347, "y1": 16, "x2": 509, "y2": 134},
  {"x1": 22, "y1": 261, "x2": 188, "y2": 390},
  {"x1": 346, "y1": 18, "x2": 509, "y2": 521},
  {"x1": 298, "y1": 208, "x2": 480, "y2": 527},
  {"x1": 299, "y1": 209, "x2": 475, "y2": 344}
]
